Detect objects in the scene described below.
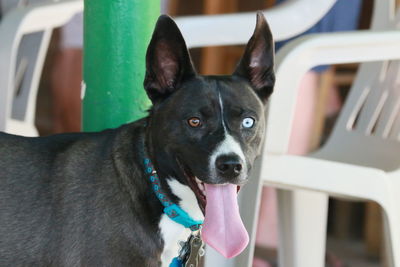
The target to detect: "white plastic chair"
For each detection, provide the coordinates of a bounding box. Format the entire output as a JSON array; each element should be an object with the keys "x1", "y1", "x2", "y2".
[
  {"x1": 204, "y1": 1, "x2": 395, "y2": 266},
  {"x1": 176, "y1": 0, "x2": 336, "y2": 48},
  {"x1": 0, "y1": 0, "x2": 83, "y2": 135},
  {"x1": 241, "y1": 2, "x2": 400, "y2": 267}
]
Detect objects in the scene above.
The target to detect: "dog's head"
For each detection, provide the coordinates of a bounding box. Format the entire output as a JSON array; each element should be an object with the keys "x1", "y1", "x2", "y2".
[{"x1": 144, "y1": 13, "x2": 274, "y2": 209}]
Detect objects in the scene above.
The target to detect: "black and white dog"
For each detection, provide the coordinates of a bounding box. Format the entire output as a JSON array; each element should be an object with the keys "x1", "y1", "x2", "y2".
[{"x1": 0, "y1": 13, "x2": 274, "y2": 267}]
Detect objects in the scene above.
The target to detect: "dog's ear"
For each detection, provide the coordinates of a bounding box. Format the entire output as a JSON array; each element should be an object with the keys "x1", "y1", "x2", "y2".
[
  {"x1": 234, "y1": 12, "x2": 275, "y2": 103},
  {"x1": 144, "y1": 15, "x2": 196, "y2": 103}
]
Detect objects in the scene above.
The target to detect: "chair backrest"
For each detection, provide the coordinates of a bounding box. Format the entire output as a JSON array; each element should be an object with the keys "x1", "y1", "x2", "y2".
[
  {"x1": 317, "y1": 8, "x2": 400, "y2": 171},
  {"x1": 175, "y1": 0, "x2": 336, "y2": 48},
  {"x1": 0, "y1": 0, "x2": 83, "y2": 136}
]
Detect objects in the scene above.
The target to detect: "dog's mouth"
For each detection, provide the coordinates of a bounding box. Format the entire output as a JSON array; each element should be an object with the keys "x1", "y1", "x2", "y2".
[
  {"x1": 178, "y1": 160, "x2": 241, "y2": 215},
  {"x1": 178, "y1": 161, "x2": 206, "y2": 214},
  {"x1": 177, "y1": 159, "x2": 248, "y2": 258}
]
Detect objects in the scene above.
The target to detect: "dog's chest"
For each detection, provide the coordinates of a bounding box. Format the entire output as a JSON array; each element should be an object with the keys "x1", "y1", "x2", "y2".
[
  {"x1": 158, "y1": 179, "x2": 204, "y2": 267},
  {"x1": 159, "y1": 214, "x2": 191, "y2": 267}
]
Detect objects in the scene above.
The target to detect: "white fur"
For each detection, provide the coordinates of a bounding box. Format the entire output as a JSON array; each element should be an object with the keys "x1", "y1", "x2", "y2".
[
  {"x1": 159, "y1": 179, "x2": 204, "y2": 266},
  {"x1": 159, "y1": 215, "x2": 190, "y2": 267},
  {"x1": 168, "y1": 180, "x2": 204, "y2": 221},
  {"x1": 211, "y1": 134, "x2": 246, "y2": 163},
  {"x1": 219, "y1": 92, "x2": 227, "y2": 131}
]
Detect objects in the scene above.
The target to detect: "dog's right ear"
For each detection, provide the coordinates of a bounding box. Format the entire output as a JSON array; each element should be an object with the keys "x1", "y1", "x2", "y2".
[{"x1": 144, "y1": 15, "x2": 196, "y2": 103}]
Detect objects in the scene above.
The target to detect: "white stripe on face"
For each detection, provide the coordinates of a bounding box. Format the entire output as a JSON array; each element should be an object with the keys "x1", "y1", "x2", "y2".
[
  {"x1": 219, "y1": 92, "x2": 227, "y2": 131},
  {"x1": 208, "y1": 94, "x2": 247, "y2": 180},
  {"x1": 210, "y1": 134, "x2": 246, "y2": 164}
]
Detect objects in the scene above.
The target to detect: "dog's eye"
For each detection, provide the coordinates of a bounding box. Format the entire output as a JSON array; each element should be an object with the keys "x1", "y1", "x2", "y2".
[
  {"x1": 242, "y1": 117, "x2": 255, "y2": 128},
  {"x1": 188, "y1": 117, "x2": 202, "y2": 128}
]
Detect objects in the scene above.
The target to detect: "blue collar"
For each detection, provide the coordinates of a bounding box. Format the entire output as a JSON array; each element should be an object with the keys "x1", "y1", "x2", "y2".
[{"x1": 143, "y1": 158, "x2": 203, "y2": 231}]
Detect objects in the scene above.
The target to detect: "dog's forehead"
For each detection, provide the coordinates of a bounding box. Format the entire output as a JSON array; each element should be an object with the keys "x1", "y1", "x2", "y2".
[
  {"x1": 206, "y1": 76, "x2": 265, "y2": 115},
  {"x1": 175, "y1": 76, "x2": 263, "y2": 112},
  {"x1": 172, "y1": 78, "x2": 219, "y2": 111}
]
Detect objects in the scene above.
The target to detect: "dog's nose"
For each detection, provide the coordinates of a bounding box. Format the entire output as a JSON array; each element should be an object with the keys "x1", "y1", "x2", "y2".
[{"x1": 215, "y1": 154, "x2": 243, "y2": 178}]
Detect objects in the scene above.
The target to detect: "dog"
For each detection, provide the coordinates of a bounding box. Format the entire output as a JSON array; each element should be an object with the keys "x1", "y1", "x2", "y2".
[{"x1": 0, "y1": 12, "x2": 274, "y2": 267}]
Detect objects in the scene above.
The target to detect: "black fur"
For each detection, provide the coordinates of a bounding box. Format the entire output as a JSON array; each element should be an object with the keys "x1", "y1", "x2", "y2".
[
  {"x1": 0, "y1": 122, "x2": 164, "y2": 266},
  {"x1": 0, "y1": 13, "x2": 274, "y2": 266}
]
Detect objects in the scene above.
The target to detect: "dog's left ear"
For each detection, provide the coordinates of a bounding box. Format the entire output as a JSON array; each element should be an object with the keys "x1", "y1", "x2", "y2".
[
  {"x1": 234, "y1": 12, "x2": 275, "y2": 103},
  {"x1": 144, "y1": 15, "x2": 196, "y2": 103}
]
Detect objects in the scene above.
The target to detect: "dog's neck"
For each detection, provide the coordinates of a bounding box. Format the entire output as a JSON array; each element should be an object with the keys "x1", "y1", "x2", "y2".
[
  {"x1": 143, "y1": 127, "x2": 203, "y2": 215},
  {"x1": 142, "y1": 154, "x2": 203, "y2": 230},
  {"x1": 142, "y1": 122, "x2": 204, "y2": 266},
  {"x1": 143, "y1": 124, "x2": 181, "y2": 204}
]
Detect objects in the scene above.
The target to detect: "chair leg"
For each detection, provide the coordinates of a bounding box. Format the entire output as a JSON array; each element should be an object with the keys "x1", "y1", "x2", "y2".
[
  {"x1": 277, "y1": 189, "x2": 329, "y2": 267},
  {"x1": 204, "y1": 246, "x2": 235, "y2": 267},
  {"x1": 382, "y1": 202, "x2": 400, "y2": 267}
]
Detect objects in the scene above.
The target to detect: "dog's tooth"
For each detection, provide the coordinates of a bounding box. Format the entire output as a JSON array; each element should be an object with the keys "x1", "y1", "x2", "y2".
[{"x1": 199, "y1": 183, "x2": 205, "y2": 192}]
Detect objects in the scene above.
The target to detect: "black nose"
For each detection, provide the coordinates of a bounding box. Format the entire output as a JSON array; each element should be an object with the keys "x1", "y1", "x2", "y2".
[{"x1": 215, "y1": 154, "x2": 243, "y2": 178}]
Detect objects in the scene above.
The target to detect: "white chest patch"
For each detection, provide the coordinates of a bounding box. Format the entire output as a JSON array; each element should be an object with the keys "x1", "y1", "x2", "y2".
[
  {"x1": 159, "y1": 215, "x2": 190, "y2": 267},
  {"x1": 159, "y1": 179, "x2": 204, "y2": 266}
]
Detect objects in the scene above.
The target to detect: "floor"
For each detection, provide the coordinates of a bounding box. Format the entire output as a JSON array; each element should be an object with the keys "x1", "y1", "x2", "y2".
[
  {"x1": 327, "y1": 237, "x2": 381, "y2": 267},
  {"x1": 253, "y1": 237, "x2": 382, "y2": 267}
]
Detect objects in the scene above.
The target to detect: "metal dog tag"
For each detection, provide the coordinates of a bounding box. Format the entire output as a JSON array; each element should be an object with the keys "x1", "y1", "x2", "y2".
[
  {"x1": 184, "y1": 232, "x2": 205, "y2": 267},
  {"x1": 177, "y1": 239, "x2": 190, "y2": 263}
]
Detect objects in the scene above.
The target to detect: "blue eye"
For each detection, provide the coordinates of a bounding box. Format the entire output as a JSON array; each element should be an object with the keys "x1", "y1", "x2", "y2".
[{"x1": 242, "y1": 117, "x2": 255, "y2": 128}]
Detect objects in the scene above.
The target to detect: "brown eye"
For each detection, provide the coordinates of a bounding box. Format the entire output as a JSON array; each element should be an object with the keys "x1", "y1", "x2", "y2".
[{"x1": 188, "y1": 117, "x2": 201, "y2": 128}]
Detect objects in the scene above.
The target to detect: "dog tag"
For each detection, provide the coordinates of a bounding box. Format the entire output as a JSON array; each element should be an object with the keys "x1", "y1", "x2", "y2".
[
  {"x1": 184, "y1": 232, "x2": 205, "y2": 267},
  {"x1": 177, "y1": 239, "x2": 190, "y2": 263}
]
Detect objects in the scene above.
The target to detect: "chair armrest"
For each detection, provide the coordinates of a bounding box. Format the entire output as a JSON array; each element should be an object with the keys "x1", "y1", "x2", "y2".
[
  {"x1": 265, "y1": 30, "x2": 400, "y2": 155},
  {"x1": 262, "y1": 154, "x2": 388, "y2": 205},
  {"x1": 175, "y1": 0, "x2": 336, "y2": 48}
]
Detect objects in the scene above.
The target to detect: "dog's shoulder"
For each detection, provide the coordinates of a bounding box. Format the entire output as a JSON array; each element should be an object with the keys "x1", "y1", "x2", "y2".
[{"x1": 0, "y1": 119, "x2": 147, "y2": 189}]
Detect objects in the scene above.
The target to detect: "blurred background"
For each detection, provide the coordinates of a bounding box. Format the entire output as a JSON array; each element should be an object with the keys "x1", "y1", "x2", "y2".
[{"x1": 1, "y1": 0, "x2": 400, "y2": 266}]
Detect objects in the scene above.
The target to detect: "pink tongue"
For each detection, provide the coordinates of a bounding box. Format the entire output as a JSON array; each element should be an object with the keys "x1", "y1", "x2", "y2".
[{"x1": 201, "y1": 184, "x2": 249, "y2": 258}]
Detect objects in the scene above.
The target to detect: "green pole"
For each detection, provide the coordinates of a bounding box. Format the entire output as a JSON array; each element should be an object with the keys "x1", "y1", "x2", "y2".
[{"x1": 83, "y1": 0, "x2": 160, "y2": 131}]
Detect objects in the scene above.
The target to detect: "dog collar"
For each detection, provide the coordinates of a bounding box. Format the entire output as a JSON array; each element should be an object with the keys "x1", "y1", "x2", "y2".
[{"x1": 143, "y1": 158, "x2": 203, "y2": 231}]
